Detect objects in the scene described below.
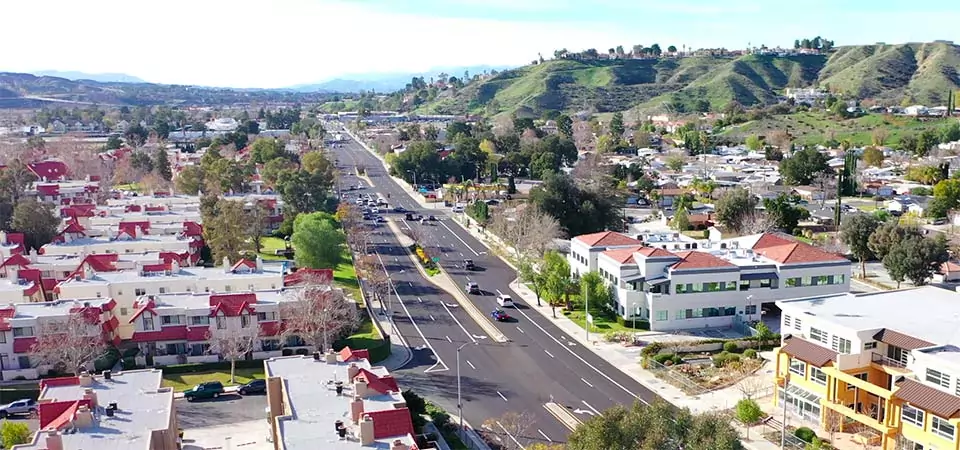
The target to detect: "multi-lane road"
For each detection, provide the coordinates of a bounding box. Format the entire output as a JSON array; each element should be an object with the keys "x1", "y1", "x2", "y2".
[{"x1": 330, "y1": 131, "x2": 661, "y2": 446}]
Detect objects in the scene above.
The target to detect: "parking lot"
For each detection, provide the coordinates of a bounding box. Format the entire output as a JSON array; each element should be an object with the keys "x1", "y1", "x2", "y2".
[{"x1": 177, "y1": 392, "x2": 267, "y2": 429}]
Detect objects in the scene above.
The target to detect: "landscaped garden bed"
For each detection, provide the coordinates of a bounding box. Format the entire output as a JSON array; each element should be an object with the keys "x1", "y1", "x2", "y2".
[
  {"x1": 641, "y1": 341, "x2": 767, "y2": 394},
  {"x1": 409, "y1": 244, "x2": 440, "y2": 276}
]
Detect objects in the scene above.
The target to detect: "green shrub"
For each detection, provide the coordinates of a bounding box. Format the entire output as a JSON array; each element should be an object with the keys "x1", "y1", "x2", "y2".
[
  {"x1": 429, "y1": 409, "x2": 451, "y2": 429},
  {"x1": 743, "y1": 349, "x2": 758, "y2": 359},
  {"x1": 157, "y1": 360, "x2": 266, "y2": 375},
  {"x1": 615, "y1": 316, "x2": 650, "y2": 330},
  {"x1": 713, "y1": 351, "x2": 731, "y2": 368},
  {"x1": 723, "y1": 341, "x2": 739, "y2": 353},
  {"x1": 671, "y1": 354, "x2": 684, "y2": 365},
  {"x1": 1, "y1": 420, "x2": 31, "y2": 447},
  {"x1": 653, "y1": 353, "x2": 675, "y2": 365},
  {"x1": 641, "y1": 342, "x2": 663, "y2": 358},
  {"x1": 794, "y1": 427, "x2": 817, "y2": 443},
  {"x1": 735, "y1": 398, "x2": 764, "y2": 425}
]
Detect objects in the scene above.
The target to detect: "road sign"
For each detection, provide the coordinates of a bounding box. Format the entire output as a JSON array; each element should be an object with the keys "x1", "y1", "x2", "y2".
[
  {"x1": 432, "y1": 257, "x2": 440, "y2": 262},
  {"x1": 586, "y1": 313, "x2": 594, "y2": 324}
]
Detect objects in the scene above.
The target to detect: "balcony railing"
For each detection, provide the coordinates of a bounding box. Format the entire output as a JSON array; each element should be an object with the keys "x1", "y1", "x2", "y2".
[{"x1": 871, "y1": 352, "x2": 906, "y2": 368}]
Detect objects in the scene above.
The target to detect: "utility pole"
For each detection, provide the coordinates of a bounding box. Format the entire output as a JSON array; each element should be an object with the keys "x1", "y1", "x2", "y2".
[
  {"x1": 781, "y1": 374, "x2": 790, "y2": 449},
  {"x1": 585, "y1": 283, "x2": 591, "y2": 342}
]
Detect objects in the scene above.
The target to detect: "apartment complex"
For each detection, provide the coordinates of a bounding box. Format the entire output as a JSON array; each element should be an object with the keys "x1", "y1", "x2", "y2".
[
  {"x1": 12, "y1": 370, "x2": 177, "y2": 450},
  {"x1": 774, "y1": 286, "x2": 960, "y2": 450},
  {"x1": 569, "y1": 231, "x2": 850, "y2": 331},
  {"x1": 265, "y1": 350, "x2": 423, "y2": 450},
  {"x1": 0, "y1": 298, "x2": 120, "y2": 380}
]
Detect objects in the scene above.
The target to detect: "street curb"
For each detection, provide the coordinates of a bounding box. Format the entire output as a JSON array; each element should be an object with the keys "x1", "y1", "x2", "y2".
[
  {"x1": 543, "y1": 402, "x2": 583, "y2": 431},
  {"x1": 384, "y1": 220, "x2": 509, "y2": 344},
  {"x1": 381, "y1": 340, "x2": 414, "y2": 371},
  {"x1": 447, "y1": 414, "x2": 494, "y2": 450}
]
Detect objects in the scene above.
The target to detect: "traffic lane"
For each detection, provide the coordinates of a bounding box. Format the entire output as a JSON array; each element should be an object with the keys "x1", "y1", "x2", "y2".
[{"x1": 176, "y1": 393, "x2": 265, "y2": 429}]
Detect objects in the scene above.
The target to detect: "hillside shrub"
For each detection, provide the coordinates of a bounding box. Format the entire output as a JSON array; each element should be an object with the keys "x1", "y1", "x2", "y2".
[
  {"x1": 653, "y1": 353, "x2": 675, "y2": 365},
  {"x1": 723, "y1": 341, "x2": 739, "y2": 353},
  {"x1": 641, "y1": 342, "x2": 663, "y2": 358},
  {"x1": 743, "y1": 349, "x2": 758, "y2": 359},
  {"x1": 794, "y1": 427, "x2": 817, "y2": 443}
]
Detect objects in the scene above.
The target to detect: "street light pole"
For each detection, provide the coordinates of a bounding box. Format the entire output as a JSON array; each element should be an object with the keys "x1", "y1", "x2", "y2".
[
  {"x1": 456, "y1": 342, "x2": 475, "y2": 435},
  {"x1": 585, "y1": 284, "x2": 590, "y2": 342}
]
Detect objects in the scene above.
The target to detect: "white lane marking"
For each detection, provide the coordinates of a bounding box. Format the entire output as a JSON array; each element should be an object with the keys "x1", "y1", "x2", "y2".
[
  {"x1": 460, "y1": 252, "x2": 464, "y2": 257},
  {"x1": 517, "y1": 327, "x2": 525, "y2": 334},
  {"x1": 408, "y1": 282, "x2": 413, "y2": 287},
  {"x1": 510, "y1": 301, "x2": 641, "y2": 401},
  {"x1": 375, "y1": 251, "x2": 448, "y2": 373},
  {"x1": 538, "y1": 429, "x2": 553, "y2": 443},
  {"x1": 582, "y1": 400, "x2": 601, "y2": 415},
  {"x1": 440, "y1": 300, "x2": 478, "y2": 344},
  {"x1": 496, "y1": 421, "x2": 523, "y2": 448},
  {"x1": 430, "y1": 315, "x2": 435, "y2": 321},
  {"x1": 496, "y1": 391, "x2": 508, "y2": 402},
  {"x1": 446, "y1": 336, "x2": 453, "y2": 343},
  {"x1": 418, "y1": 297, "x2": 423, "y2": 303},
  {"x1": 581, "y1": 378, "x2": 594, "y2": 388},
  {"x1": 466, "y1": 360, "x2": 477, "y2": 370},
  {"x1": 438, "y1": 218, "x2": 481, "y2": 256},
  {"x1": 544, "y1": 349, "x2": 555, "y2": 358}
]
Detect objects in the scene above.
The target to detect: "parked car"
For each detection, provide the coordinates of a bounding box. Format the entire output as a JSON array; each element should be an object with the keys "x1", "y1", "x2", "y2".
[
  {"x1": 393, "y1": 206, "x2": 406, "y2": 213},
  {"x1": 427, "y1": 215, "x2": 437, "y2": 221},
  {"x1": 463, "y1": 259, "x2": 476, "y2": 270},
  {"x1": 452, "y1": 206, "x2": 465, "y2": 213},
  {"x1": 376, "y1": 216, "x2": 387, "y2": 223},
  {"x1": 238, "y1": 379, "x2": 266, "y2": 395},
  {"x1": 465, "y1": 282, "x2": 481, "y2": 295},
  {"x1": 933, "y1": 218, "x2": 948, "y2": 225},
  {"x1": 0, "y1": 399, "x2": 37, "y2": 418},
  {"x1": 491, "y1": 309, "x2": 510, "y2": 322},
  {"x1": 183, "y1": 381, "x2": 225, "y2": 401},
  {"x1": 496, "y1": 294, "x2": 514, "y2": 308}
]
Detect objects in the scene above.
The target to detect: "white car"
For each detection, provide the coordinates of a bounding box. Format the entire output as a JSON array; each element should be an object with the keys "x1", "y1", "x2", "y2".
[
  {"x1": 496, "y1": 294, "x2": 514, "y2": 308},
  {"x1": 370, "y1": 207, "x2": 380, "y2": 214},
  {"x1": 452, "y1": 206, "x2": 465, "y2": 213}
]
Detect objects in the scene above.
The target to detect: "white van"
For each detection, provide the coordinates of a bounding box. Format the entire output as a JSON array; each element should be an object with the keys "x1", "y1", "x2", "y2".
[{"x1": 496, "y1": 294, "x2": 514, "y2": 308}]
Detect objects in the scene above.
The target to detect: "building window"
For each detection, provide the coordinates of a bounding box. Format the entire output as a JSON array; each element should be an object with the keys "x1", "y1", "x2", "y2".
[
  {"x1": 159, "y1": 287, "x2": 167, "y2": 294},
  {"x1": 786, "y1": 277, "x2": 801, "y2": 287},
  {"x1": 864, "y1": 342, "x2": 877, "y2": 350},
  {"x1": 216, "y1": 316, "x2": 226, "y2": 330},
  {"x1": 926, "y1": 369, "x2": 951, "y2": 388},
  {"x1": 810, "y1": 328, "x2": 828, "y2": 344},
  {"x1": 12, "y1": 327, "x2": 33, "y2": 338},
  {"x1": 241, "y1": 314, "x2": 251, "y2": 328},
  {"x1": 135, "y1": 288, "x2": 146, "y2": 296},
  {"x1": 261, "y1": 339, "x2": 281, "y2": 351},
  {"x1": 810, "y1": 367, "x2": 827, "y2": 386},
  {"x1": 17, "y1": 356, "x2": 30, "y2": 369},
  {"x1": 794, "y1": 318, "x2": 802, "y2": 330},
  {"x1": 831, "y1": 336, "x2": 852, "y2": 354},
  {"x1": 191, "y1": 316, "x2": 210, "y2": 326},
  {"x1": 120, "y1": 307, "x2": 129, "y2": 316},
  {"x1": 96, "y1": 291, "x2": 102, "y2": 298},
  {"x1": 784, "y1": 315, "x2": 792, "y2": 328},
  {"x1": 789, "y1": 359, "x2": 806, "y2": 377},
  {"x1": 848, "y1": 372, "x2": 868, "y2": 390},
  {"x1": 258, "y1": 312, "x2": 276, "y2": 322},
  {"x1": 0, "y1": 333, "x2": 5, "y2": 344},
  {"x1": 932, "y1": 416, "x2": 955, "y2": 440},
  {"x1": 901, "y1": 405, "x2": 925, "y2": 428},
  {"x1": 190, "y1": 343, "x2": 210, "y2": 356},
  {"x1": 165, "y1": 343, "x2": 187, "y2": 355},
  {"x1": 142, "y1": 316, "x2": 155, "y2": 331},
  {"x1": 745, "y1": 305, "x2": 757, "y2": 315}
]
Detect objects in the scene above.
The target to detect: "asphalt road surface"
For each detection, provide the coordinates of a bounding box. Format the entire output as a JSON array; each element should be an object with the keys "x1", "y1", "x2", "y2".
[
  {"x1": 331, "y1": 130, "x2": 665, "y2": 447},
  {"x1": 176, "y1": 393, "x2": 266, "y2": 429}
]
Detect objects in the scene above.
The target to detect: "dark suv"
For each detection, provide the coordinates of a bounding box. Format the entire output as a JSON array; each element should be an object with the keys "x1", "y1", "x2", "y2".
[
  {"x1": 183, "y1": 381, "x2": 225, "y2": 401},
  {"x1": 464, "y1": 259, "x2": 476, "y2": 271}
]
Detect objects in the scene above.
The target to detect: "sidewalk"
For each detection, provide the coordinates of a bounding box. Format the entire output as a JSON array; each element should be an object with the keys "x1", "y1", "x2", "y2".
[{"x1": 364, "y1": 275, "x2": 414, "y2": 372}]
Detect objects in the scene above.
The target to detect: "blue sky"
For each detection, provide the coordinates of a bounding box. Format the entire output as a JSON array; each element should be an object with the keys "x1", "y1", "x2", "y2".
[{"x1": 1, "y1": 0, "x2": 957, "y2": 88}]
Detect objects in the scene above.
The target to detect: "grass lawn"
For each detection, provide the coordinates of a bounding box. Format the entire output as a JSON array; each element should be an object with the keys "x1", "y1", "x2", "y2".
[
  {"x1": 565, "y1": 309, "x2": 643, "y2": 335},
  {"x1": 336, "y1": 314, "x2": 390, "y2": 363},
  {"x1": 161, "y1": 367, "x2": 265, "y2": 392},
  {"x1": 334, "y1": 248, "x2": 361, "y2": 299},
  {"x1": 258, "y1": 236, "x2": 288, "y2": 261}
]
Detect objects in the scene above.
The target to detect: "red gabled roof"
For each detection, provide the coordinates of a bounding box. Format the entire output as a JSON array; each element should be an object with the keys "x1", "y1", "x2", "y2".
[
  {"x1": 339, "y1": 346, "x2": 370, "y2": 363},
  {"x1": 1, "y1": 253, "x2": 31, "y2": 268},
  {"x1": 355, "y1": 369, "x2": 395, "y2": 395},
  {"x1": 186, "y1": 327, "x2": 209, "y2": 341},
  {"x1": 4, "y1": 232, "x2": 25, "y2": 252},
  {"x1": 39, "y1": 376, "x2": 80, "y2": 390},
  {"x1": 36, "y1": 184, "x2": 60, "y2": 196},
  {"x1": 367, "y1": 408, "x2": 415, "y2": 439},
  {"x1": 13, "y1": 336, "x2": 37, "y2": 353},
  {"x1": 83, "y1": 254, "x2": 119, "y2": 272},
  {"x1": 600, "y1": 246, "x2": 645, "y2": 264},
  {"x1": 230, "y1": 259, "x2": 257, "y2": 272},
  {"x1": 182, "y1": 221, "x2": 203, "y2": 237},
  {"x1": 142, "y1": 263, "x2": 168, "y2": 273},
  {"x1": 125, "y1": 204, "x2": 143, "y2": 213},
  {"x1": 131, "y1": 325, "x2": 188, "y2": 342},
  {"x1": 128, "y1": 298, "x2": 157, "y2": 323},
  {"x1": 751, "y1": 232, "x2": 795, "y2": 250},
  {"x1": 159, "y1": 252, "x2": 184, "y2": 264},
  {"x1": 670, "y1": 251, "x2": 736, "y2": 271},
  {"x1": 284, "y1": 268, "x2": 334, "y2": 286},
  {"x1": 0, "y1": 308, "x2": 14, "y2": 332},
  {"x1": 118, "y1": 221, "x2": 150, "y2": 237},
  {"x1": 40, "y1": 400, "x2": 81, "y2": 430},
  {"x1": 102, "y1": 315, "x2": 119, "y2": 333},
  {"x1": 635, "y1": 247, "x2": 677, "y2": 258},
  {"x1": 28, "y1": 160, "x2": 69, "y2": 181},
  {"x1": 755, "y1": 242, "x2": 847, "y2": 265},
  {"x1": 209, "y1": 293, "x2": 257, "y2": 317},
  {"x1": 573, "y1": 231, "x2": 642, "y2": 248}
]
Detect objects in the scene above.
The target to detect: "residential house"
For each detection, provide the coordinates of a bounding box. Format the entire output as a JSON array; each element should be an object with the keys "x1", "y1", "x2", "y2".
[
  {"x1": 577, "y1": 231, "x2": 850, "y2": 330},
  {"x1": 0, "y1": 298, "x2": 120, "y2": 380},
  {"x1": 265, "y1": 351, "x2": 425, "y2": 450},
  {"x1": 887, "y1": 196, "x2": 929, "y2": 216},
  {"x1": 655, "y1": 188, "x2": 689, "y2": 209},
  {"x1": 12, "y1": 370, "x2": 176, "y2": 450},
  {"x1": 793, "y1": 186, "x2": 831, "y2": 202},
  {"x1": 774, "y1": 286, "x2": 960, "y2": 450},
  {"x1": 40, "y1": 221, "x2": 204, "y2": 263}
]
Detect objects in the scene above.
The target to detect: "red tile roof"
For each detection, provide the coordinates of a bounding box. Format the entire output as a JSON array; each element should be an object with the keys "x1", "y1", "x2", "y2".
[
  {"x1": 61, "y1": 220, "x2": 86, "y2": 235},
  {"x1": 39, "y1": 376, "x2": 80, "y2": 390},
  {"x1": 573, "y1": 231, "x2": 642, "y2": 248},
  {"x1": 670, "y1": 251, "x2": 736, "y2": 271},
  {"x1": 260, "y1": 321, "x2": 284, "y2": 336},
  {"x1": 128, "y1": 299, "x2": 157, "y2": 323},
  {"x1": 141, "y1": 263, "x2": 168, "y2": 273},
  {"x1": 355, "y1": 368, "x2": 395, "y2": 395},
  {"x1": 755, "y1": 242, "x2": 847, "y2": 265},
  {"x1": 83, "y1": 254, "x2": 119, "y2": 272},
  {"x1": 4, "y1": 232, "x2": 25, "y2": 252},
  {"x1": 28, "y1": 161, "x2": 69, "y2": 181},
  {"x1": 1, "y1": 253, "x2": 31, "y2": 268},
  {"x1": 635, "y1": 247, "x2": 677, "y2": 258},
  {"x1": 101, "y1": 316, "x2": 120, "y2": 333},
  {"x1": 182, "y1": 221, "x2": 203, "y2": 237},
  {"x1": 942, "y1": 261, "x2": 960, "y2": 275},
  {"x1": 36, "y1": 184, "x2": 60, "y2": 196},
  {"x1": 601, "y1": 246, "x2": 645, "y2": 264},
  {"x1": 751, "y1": 232, "x2": 796, "y2": 250},
  {"x1": 284, "y1": 268, "x2": 334, "y2": 286},
  {"x1": 0, "y1": 308, "x2": 14, "y2": 332},
  {"x1": 130, "y1": 325, "x2": 188, "y2": 342},
  {"x1": 13, "y1": 337, "x2": 37, "y2": 353},
  {"x1": 118, "y1": 221, "x2": 150, "y2": 237},
  {"x1": 780, "y1": 336, "x2": 837, "y2": 367},
  {"x1": 339, "y1": 346, "x2": 370, "y2": 362},
  {"x1": 367, "y1": 409, "x2": 415, "y2": 440},
  {"x1": 230, "y1": 259, "x2": 257, "y2": 272},
  {"x1": 186, "y1": 327, "x2": 209, "y2": 341},
  {"x1": 209, "y1": 293, "x2": 257, "y2": 317},
  {"x1": 40, "y1": 400, "x2": 90, "y2": 430}
]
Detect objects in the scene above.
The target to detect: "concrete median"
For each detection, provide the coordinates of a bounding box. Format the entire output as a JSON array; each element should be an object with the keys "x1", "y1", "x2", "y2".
[{"x1": 543, "y1": 402, "x2": 582, "y2": 431}]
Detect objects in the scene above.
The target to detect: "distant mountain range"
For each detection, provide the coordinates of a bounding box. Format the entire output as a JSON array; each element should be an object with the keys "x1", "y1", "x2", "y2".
[
  {"x1": 30, "y1": 70, "x2": 146, "y2": 84},
  {"x1": 288, "y1": 65, "x2": 515, "y2": 93}
]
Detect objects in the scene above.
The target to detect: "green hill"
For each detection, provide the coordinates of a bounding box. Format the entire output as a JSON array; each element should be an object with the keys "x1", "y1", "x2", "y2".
[{"x1": 415, "y1": 41, "x2": 960, "y2": 117}]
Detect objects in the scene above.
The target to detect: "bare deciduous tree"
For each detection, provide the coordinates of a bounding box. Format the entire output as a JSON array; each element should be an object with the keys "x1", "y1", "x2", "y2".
[
  {"x1": 740, "y1": 210, "x2": 776, "y2": 235},
  {"x1": 401, "y1": 223, "x2": 424, "y2": 245},
  {"x1": 280, "y1": 285, "x2": 359, "y2": 354},
  {"x1": 482, "y1": 411, "x2": 536, "y2": 450},
  {"x1": 489, "y1": 204, "x2": 561, "y2": 267},
  {"x1": 30, "y1": 310, "x2": 111, "y2": 375},
  {"x1": 822, "y1": 409, "x2": 844, "y2": 444},
  {"x1": 357, "y1": 255, "x2": 391, "y2": 309},
  {"x1": 206, "y1": 324, "x2": 259, "y2": 383}
]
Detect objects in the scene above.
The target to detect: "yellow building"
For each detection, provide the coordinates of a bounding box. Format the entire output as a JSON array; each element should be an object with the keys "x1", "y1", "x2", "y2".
[{"x1": 773, "y1": 286, "x2": 960, "y2": 450}]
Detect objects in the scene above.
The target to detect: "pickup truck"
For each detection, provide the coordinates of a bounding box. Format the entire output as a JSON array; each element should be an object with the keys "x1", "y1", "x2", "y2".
[
  {"x1": 183, "y1": 381, "x2": 225, "y2": 402},
  {"x1": 0, "y1": 399, "x2": 38, "y2": 418}
]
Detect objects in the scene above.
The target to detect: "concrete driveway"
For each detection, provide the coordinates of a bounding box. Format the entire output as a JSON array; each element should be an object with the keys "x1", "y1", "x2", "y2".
[
  {"x1": 181, "y1": 419, "x2": 273, "y2": 450},
  {"x1": 176, "y1": 392, "x2": 267, "y2": 429}
]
